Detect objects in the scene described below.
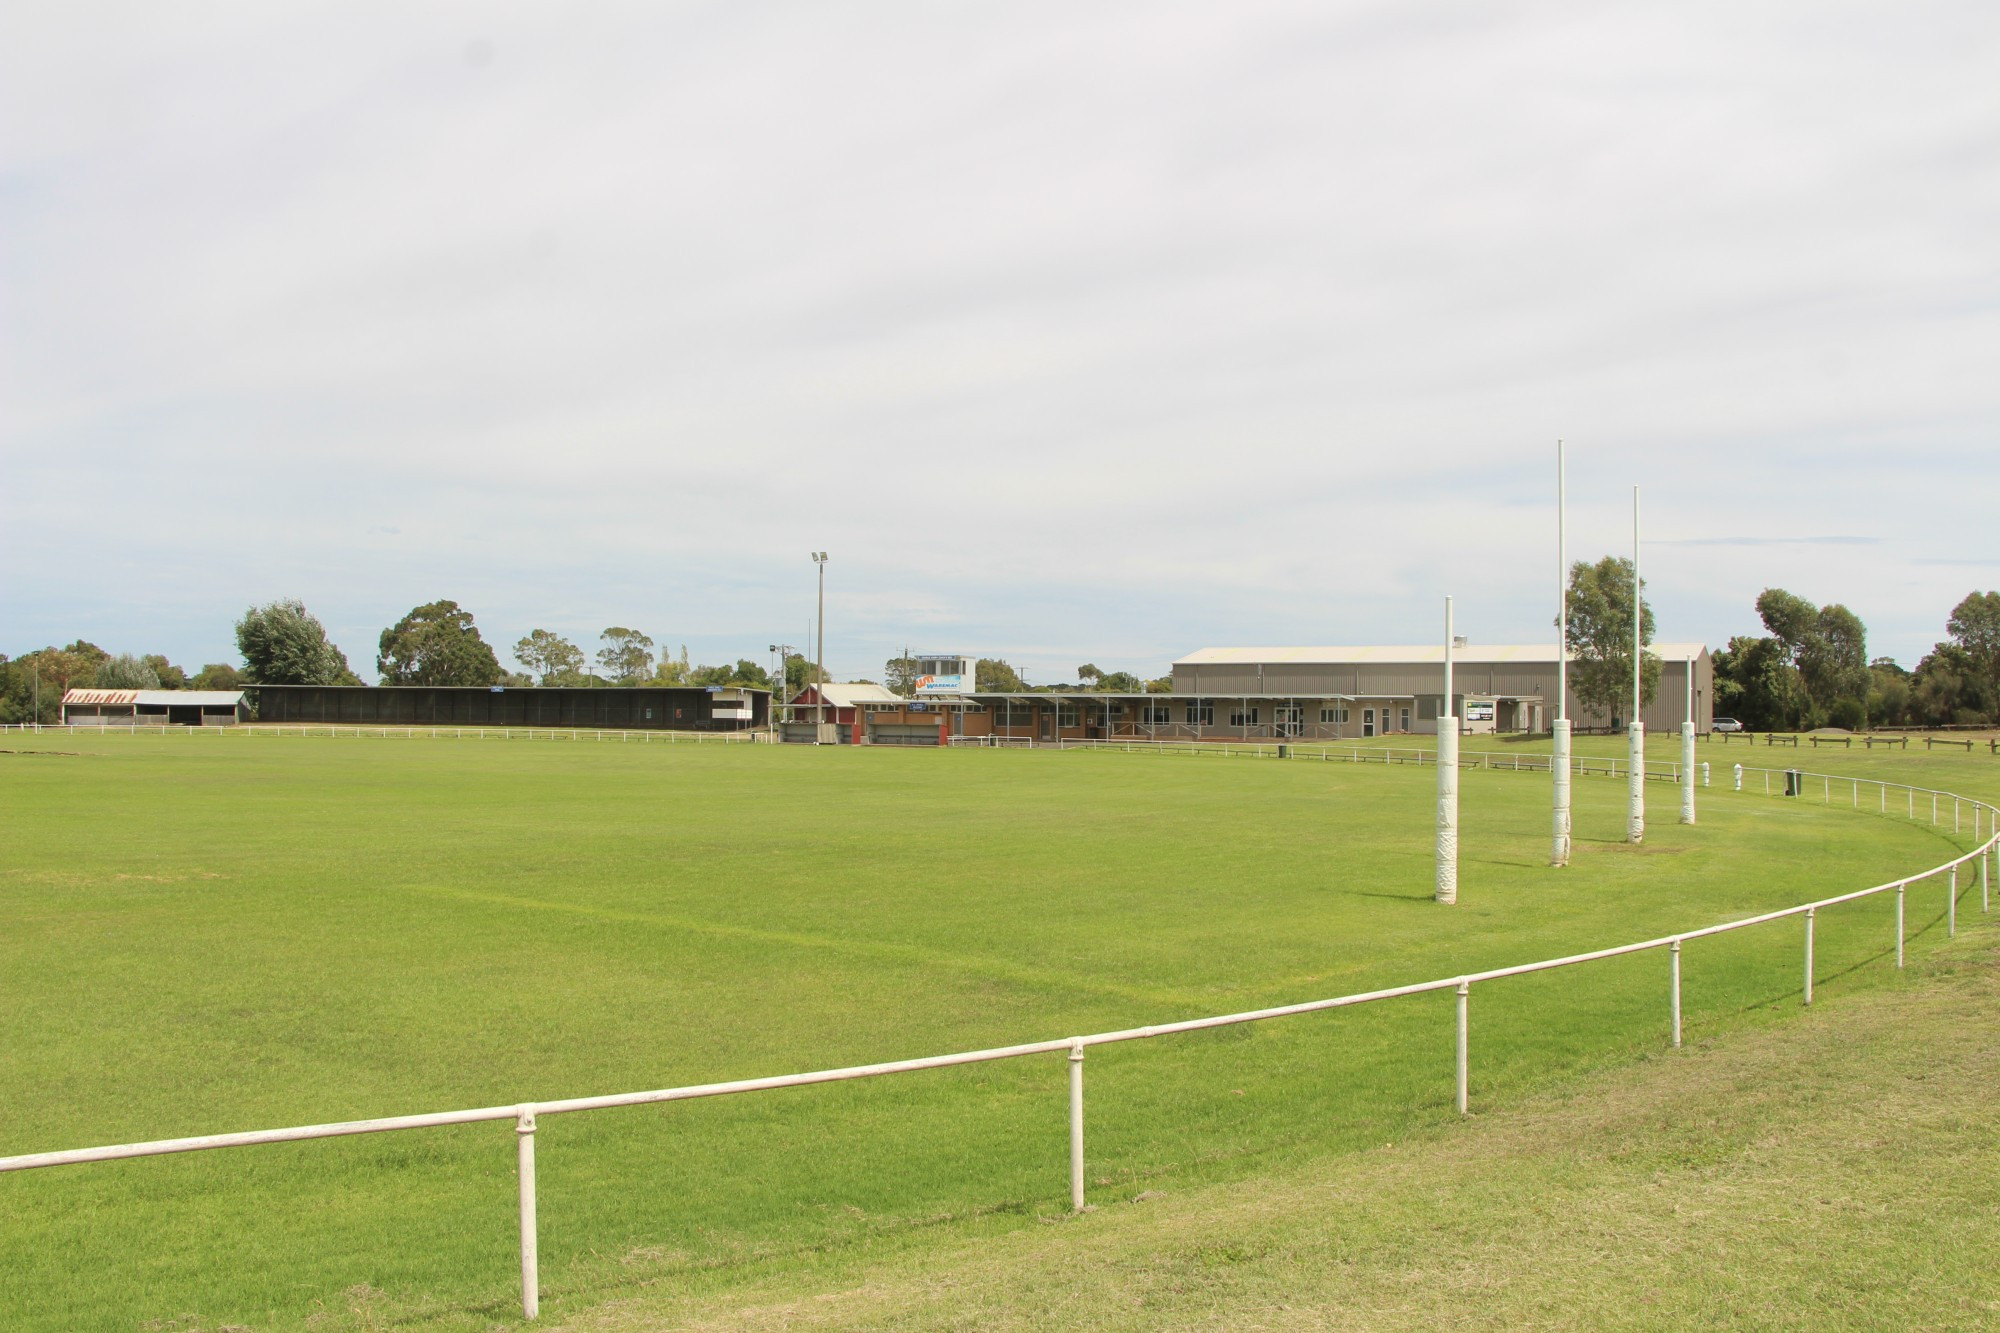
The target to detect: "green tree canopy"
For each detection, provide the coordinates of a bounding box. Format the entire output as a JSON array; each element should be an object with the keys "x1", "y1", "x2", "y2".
[
  {"x1": 1096, "y1": 671, "x2": 1143, "y2": 692},
  {"x1": 976, "y1": 658, "x2": 1026, "y2": 692},
  {"x1": 237, "y1": 600, "x2": 358, "y2": 685},
  {"x1": 884, "y1": 651, "x2": 920, "y2": 696},
  {"x1": 1712, "y1": 635, "x2": 1804, "y2": 731},
  {"x1": 190, "y1": 663, "x2": 245, "y2": 691},
  {"x1": 1754, "y1": 588, "x2": 1869, "y2": 719},
  {"x1": 1945, "y1": 590, "x2": 2000, "y2": 717},
  {"x1": 1563, "y1": 556, "x2": 1659, "y2": 722},
  {"x1": 596, "y1": 628, "x2": 656, "y2": 684},
  {"x1": 376, "y1": 600, "x2": 502, "y2": 686},
  {"x1": 514, "y1": 629, "x2": 586, "y2": 685},
  {"x1": 95, "y1": 653, "x2": 162, "y2": 689},
  {"x1": 142, "y1": 654, "x2": 187, "y2": 689},
  {"x1": 1911, "y1": 643, "x2": 1989, "y2": 726}
]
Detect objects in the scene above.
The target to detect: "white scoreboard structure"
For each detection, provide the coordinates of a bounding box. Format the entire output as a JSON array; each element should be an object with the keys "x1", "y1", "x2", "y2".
[{"x1": 913, "y1": 653, "x2": 975, "y2": 696}]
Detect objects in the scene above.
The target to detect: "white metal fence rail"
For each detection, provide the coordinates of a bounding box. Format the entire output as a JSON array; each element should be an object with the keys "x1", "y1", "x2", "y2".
[{"x1": 1, "y1": 746, "x2": 1994, "y2": 1322}]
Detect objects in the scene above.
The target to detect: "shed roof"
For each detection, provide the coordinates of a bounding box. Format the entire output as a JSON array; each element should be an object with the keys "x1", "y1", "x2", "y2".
[
  {"x1": 1175, "y1": 643, "x2": 1710, "y2": 666},
  {"x1": 62, "y1": 689, "x2": 247, "y2": 706}
]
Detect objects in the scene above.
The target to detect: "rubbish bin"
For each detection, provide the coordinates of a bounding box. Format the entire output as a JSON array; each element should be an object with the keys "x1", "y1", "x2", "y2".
[
  {"x1": 1277, "y1": 743, "x2": 1290, "y2": 758},
  {"x1": 1784, "y1": 769, "x2": 1803, "y2": 797}
]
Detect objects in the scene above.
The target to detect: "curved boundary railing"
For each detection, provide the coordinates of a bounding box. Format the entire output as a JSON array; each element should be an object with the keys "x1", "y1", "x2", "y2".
[{"x1": 1, "y1": 742, "x2": 1994, "y2": 1322}]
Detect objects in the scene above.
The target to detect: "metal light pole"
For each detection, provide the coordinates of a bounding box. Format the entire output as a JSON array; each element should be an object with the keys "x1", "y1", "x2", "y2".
[
  {"x1": 1552, "y1": 440, "x2": 1571, "y2": 867},
  {"x1": 768, "y1": 642, "x2": 794, "y2": 739},
  {"x1": 812, "y1": 552, "x2": 828, "y2": 738},
  {"x1": 1628, "y1": 487, "x2": 1645, "y2": 845}
]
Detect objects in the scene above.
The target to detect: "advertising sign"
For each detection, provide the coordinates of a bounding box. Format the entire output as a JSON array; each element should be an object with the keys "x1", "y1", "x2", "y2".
[
  {"x1": 914, "y1": 674, "x2": 966, "y2": 695},
  {"x1": 1465, "y1": 700, "x2": 1495, "y2": 723}
]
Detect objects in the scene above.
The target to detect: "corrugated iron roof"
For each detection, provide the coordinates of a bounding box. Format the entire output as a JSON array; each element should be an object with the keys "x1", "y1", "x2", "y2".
[
  {"x1": 62, "y1": 689, "x2": 246, "y2": 706},
  {"x1": 1175, "y1": 643, "x2": 1709, "y2": 666}
]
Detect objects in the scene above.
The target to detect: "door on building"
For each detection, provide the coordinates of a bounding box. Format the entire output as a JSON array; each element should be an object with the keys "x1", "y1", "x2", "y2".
[
  {"x1": 1274, "y1": 706, "x2": 1303, "y2": 738},
  {"x1": 1039, "y1": 709, "x2": 1052, "y2": 740},
  {"x1": 1363, "y1": 707, "x2": 1376, "y2": 738}
]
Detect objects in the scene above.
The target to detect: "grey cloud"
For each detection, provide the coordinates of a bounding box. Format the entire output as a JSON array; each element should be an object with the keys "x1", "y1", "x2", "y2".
[{"x1": 3, "y1": 2, "x2": 1997, "y2": 680}]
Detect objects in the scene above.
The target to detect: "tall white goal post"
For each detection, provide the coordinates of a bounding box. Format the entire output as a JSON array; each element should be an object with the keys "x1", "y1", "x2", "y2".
[{"x1": 1436, "y1": 594, "x2": 1459, "y2": 905}]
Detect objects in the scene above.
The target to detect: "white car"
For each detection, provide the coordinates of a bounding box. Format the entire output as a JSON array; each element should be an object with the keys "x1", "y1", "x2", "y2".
[{"x1": 1712, "y1": 717, "x2": 1744, "y2": 733}]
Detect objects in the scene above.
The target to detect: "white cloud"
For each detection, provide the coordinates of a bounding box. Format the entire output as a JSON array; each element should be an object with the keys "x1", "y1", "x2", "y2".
[{"x1": 3, "y1": 1, "x2": 1996, "y2": 680}]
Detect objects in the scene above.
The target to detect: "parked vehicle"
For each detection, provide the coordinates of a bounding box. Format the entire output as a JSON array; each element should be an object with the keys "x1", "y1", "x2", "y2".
[{"x1": 1712, "y1": 717, "x2": 1744, "y2": 733}]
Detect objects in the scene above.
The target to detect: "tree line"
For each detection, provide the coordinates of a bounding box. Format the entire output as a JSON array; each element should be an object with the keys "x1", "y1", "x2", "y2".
[
  {"x1": 874, "y1": 654, "x2": 1172, "y2": 696},
  {"x1": 0, "y1": 598, "x2": 800, "y2": 723},
  {"x1": 1714, "y1": 589, "x2": 2000, "y2": 730}
]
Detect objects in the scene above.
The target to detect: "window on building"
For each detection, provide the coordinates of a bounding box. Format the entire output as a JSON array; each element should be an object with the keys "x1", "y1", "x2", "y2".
[
  {"x1": 1320, "y1": 706, "x2": 1349, "y2": 724},
  {"x1": 1399, "y1": 707, "x2": 1411, "y2": 731},
  {"x1": 1229, "y1": 707, "x2": 1261, "y2": 726},
  {"x1": 1057, "y1": 703, "x2": 1079, "y2": 727},
  {"x1": 1185, "y1": 701, "x2": 1214, "y2": 725},
  {"x1": 1142, "y1": 704, "x2": 1171, "y2": 725}
]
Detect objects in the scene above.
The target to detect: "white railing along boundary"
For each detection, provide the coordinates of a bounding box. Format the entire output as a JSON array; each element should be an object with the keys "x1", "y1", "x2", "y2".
[{"x1": 1, "y1": 745, "x2": 1995, "y2": 1323}]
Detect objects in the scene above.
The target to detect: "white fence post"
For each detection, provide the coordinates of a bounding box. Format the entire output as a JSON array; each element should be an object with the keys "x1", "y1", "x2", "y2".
[
  {"x1": 1455, "y1": 980, "x2": 1470, "y2": 1115},
  {"x1": 1669, "y1": 940, "x2": 1683, "y2": 1048},
  {"x1": 1067, "y1": 1040, "x2": 1086, "y2": 1212},
  {"x1": 1803, "y1": 908, "x2": 1815, "y2": 1006},
  {"x1": 1896, "y1": 885, "x2": 1906, "y2": 969},
  {"x1": 1948, "y1": 868, "x2": 1957, "y2": 938},
  {"x1": 517, "y1": 1106, "x2": 539, "y2": 1321}
]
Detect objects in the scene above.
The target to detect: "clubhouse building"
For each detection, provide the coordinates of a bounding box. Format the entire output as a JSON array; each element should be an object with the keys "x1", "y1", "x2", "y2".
[{"x1": 780, "y1": 644, "x2": 1713, "y2": 746}]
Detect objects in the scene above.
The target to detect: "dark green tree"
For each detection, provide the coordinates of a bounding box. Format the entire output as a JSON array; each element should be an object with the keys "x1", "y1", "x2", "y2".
[
  {"x1": 596, "y1": 628, "x2": 656, "y2": 684},
  {"x1": 1945, "y1": 590, "x2": 2000, "y2": 718},
  {"x1": 95, "y1": 653, "x2": 162, "y2": 689},
  {"x1": 190, "y1": 663, "x2": 245, "y2": 691},
  {"x1": 1755, "y1": 589, "x2": 1869, "y2": 722},
  {"x1": 514, "y1": 629, "x2": 586, "y2": 685},
  {"x1": 884, "y1": 650, "x2": 920, "y2": 697},
  {"x1": 377, "y1": 601, "x2": 503, "y2": 686},
  {"x1": 1712, "y1": 636, "x2": 1805, "y2": 731},
  {"x1": 142, "y1": 654, "x2": 187, "y2": 689},
  {"x1": 1865, "y1": 658, "x2": 1911, "y2": 728},
  {"x1": 976, "y1": 658, "x2": 1026, "y2": 692},
  {"x1": 237, "y1": 601, "x2": 358, "y2": 685},
  {"x1": 1911, "y1": 643, "x2": 1989, "y2": 726},
  {"x1": 1096, "y1": 671, "x2": 1143, "y2": 692},
  {"x1": 1563, "y1": 556, "x2": 1659, "y2": 723}
]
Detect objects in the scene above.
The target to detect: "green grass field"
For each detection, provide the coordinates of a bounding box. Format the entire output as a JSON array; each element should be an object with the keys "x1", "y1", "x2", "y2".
[{"x1": 0, "y1": 730, "x2": 1990, "y2": 1330}]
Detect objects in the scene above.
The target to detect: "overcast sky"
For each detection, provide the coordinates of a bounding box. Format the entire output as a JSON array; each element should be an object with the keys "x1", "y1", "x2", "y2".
[{"x1": 3, "y1": 2, "x2": 1995, "y2": 684}]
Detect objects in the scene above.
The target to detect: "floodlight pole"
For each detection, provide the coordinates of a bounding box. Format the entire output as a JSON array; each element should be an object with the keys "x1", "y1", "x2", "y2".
[
  {"x1": 1437, "y1": 595, "x2": 1459, "y2": 905},
  {"x1": 1680, "y1": 654, "x2": 1697, "y2": 825},
  {"x1": 769, "y1": 642, "x2": 793, "y2": 739},
  {"x1": 1552, "y1": 440, "x2": 1572, "y2": 867},
  {"x1": 1628, "y1": 487, "x2": 1645, "y2": 845}
]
